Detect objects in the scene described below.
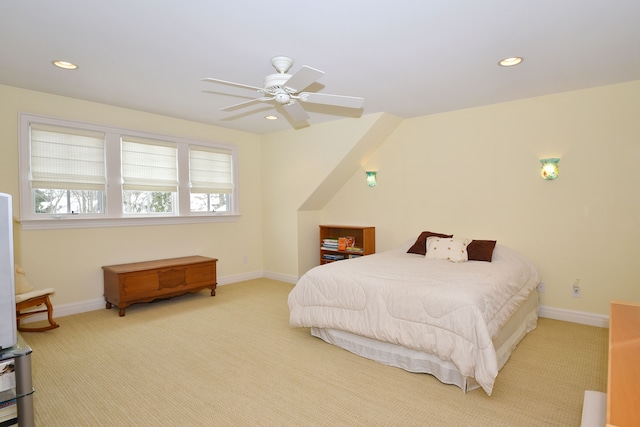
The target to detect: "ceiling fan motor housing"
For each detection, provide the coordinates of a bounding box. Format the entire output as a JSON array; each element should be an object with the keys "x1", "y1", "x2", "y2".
[{"x1": 264, "y1": 73, "x2": 292, "y2": 92}]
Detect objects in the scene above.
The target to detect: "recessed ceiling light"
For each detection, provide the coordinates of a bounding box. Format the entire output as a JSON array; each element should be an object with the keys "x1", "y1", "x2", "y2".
[
  {"x1": 498, "y1": 57, "x2": 523, "y2": 67},
  {"x1": 52, "y1": 60, "x2": 78, "y2": 70},
  {"x1": 264, "y1": 115, "x2": 278, "y2": 120}
]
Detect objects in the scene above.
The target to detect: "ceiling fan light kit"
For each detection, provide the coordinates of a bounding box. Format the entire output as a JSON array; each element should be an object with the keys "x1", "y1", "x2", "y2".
[
  {"x1": 203, "y1": 56, "x2": 364, "y2": 127},
  {"x1": 274, "y1": 92, "x2": 291, "y2": 105}
]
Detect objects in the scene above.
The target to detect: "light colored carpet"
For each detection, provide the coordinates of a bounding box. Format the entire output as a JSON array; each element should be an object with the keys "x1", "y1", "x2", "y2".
[{"x1": 22, "y1": 279, "x2": 608, "y2": 426}]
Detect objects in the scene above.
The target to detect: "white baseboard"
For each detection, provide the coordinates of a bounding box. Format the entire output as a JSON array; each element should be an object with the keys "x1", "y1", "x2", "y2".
[
  {"x1": 263, "y1": 270, "x2": 298, "y2": 284},
  {"x1": 20, "y1": 297, "x2": 105, "y2": 325},
  {"x1": 216, "y1": 271, "x2": 263, "y2": 286},
  {"x1": 22, "y1": 275, "x2": 609, "y2": 329},
  {"x1": 539, "y1": 305, "x2": 609, "y2": 328},
  {"x1": 21, "y1": 271, "x2": 273, "y2": 324},
  {"x1": 55, "y1": 298, "x2": 106, "y2": 318}
]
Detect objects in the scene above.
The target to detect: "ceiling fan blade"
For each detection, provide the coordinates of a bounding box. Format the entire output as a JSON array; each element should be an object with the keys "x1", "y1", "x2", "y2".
[
  {"x1": 202, "y1": 78, "x2": 263, "y2": 92},
  {"x1": 298, "y1": 92, "x2": 364, "y2": 109},
  {"x1": 284, "y1": 66, "x2": 324, "y2": 92},
  {"x1": 283, "y1": 101, "x2": 310, "y2": 122},
  {"x1": 202, "y1": 90, "x2": 258, "y2": 100},
  {"x1": 220, "y1": 97, "x2": 273, "y2": 112}
]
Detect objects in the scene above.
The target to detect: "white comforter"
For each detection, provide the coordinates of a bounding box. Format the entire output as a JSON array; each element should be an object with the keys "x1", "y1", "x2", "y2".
[{"x1": 288, "y1": 242, "x2": 540, "y2": 395}]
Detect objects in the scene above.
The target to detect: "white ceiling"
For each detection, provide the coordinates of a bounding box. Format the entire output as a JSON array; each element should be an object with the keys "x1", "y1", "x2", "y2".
[{"x1": 1, "y1": 1, "x2": 640, "y2": 134}]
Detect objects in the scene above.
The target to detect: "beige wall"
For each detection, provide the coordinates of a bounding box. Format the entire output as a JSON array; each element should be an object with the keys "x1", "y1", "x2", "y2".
[
  {"x1": 318, "y1": 81, "x2": 640, "y2": 316},
  {"x1": 0, "y1": 85, "x2": 262, "y2": 307},
  {"x1": 3, "y1": 80, "x2": 639, "y2": 319},
  {"x1": 260, "y1": 113, "x2": 398, "y2": 278}
]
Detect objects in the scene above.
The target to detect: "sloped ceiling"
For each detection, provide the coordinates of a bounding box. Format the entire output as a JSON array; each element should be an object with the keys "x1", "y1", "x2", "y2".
[{"x1": 1, "y1": 1, "x2": 639, "y2": 134}]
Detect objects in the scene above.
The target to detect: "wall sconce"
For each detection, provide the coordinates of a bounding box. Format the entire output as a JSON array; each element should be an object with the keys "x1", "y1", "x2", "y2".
[
  {"x1": 366, "y1": 171, "x2": 377, "y2": 187},
  {"x1": 540, "y1": 158, "x2": 560, "y2": 180}
]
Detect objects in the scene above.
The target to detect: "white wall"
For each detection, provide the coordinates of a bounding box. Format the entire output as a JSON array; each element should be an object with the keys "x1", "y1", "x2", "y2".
[{"x1": 0, "y1": 85, "x2": 263, "y2": 309}]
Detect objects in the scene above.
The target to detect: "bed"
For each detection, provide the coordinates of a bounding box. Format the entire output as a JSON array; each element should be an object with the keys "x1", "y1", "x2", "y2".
[{"x1": 288, "y1": 232, "x2": 540, "y2": 396}]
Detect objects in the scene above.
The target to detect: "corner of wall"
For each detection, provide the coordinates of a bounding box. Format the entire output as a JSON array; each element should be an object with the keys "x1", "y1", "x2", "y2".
[{"x1": 299, "y1": 113, "x2": 403, "y2": 211}]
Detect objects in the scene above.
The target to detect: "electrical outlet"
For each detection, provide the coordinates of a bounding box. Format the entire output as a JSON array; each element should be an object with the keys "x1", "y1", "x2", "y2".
[
  {"x1": 243, "y1": 255, "x2": 248, "y2": 264},
  {"x1": 537, "y1": 282, "x2": 546, "y2": 293},
  {"x1": 571, "y1": 279, "x2": 581, "y2": 298}
]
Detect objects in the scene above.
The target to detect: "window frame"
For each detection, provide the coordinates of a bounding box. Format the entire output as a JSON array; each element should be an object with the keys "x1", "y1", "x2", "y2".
[{"x1": 18, "y1": 113, "x2": 240, "y2": 230}]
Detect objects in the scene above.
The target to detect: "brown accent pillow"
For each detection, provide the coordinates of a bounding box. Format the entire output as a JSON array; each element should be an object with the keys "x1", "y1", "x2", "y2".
[
  {"x1": 467, "y1": 240, "x2": 497, "y2": 262},
  {"x1": 407, "y1": 231, "x2": 453, "y2": 255}
]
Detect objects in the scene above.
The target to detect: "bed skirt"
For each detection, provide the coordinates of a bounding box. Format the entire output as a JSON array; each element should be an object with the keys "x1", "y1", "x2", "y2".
[{"x1": 311, "y1": 290, "x2": 539, "y2": 393}]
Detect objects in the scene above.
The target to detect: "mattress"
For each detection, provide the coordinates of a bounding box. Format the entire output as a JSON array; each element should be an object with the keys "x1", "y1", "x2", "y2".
[
  {"x1": 289, "y1": 240, "x2": 540, "y2": 395},
  {"x1": 311, "y1": 288, "x2": 539, "y2": 392}
]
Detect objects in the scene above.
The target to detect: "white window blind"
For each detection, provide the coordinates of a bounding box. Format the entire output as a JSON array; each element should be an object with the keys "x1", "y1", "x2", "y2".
[
  {"x1": 30, "y1": 123, "x2": 106, "y2": 190},
  {"x1": 189, "y1": 146, "x2": 234, "y2": 194},
  {"x1": 121, "y1": 137, "x2": 178, "y2": 192}
]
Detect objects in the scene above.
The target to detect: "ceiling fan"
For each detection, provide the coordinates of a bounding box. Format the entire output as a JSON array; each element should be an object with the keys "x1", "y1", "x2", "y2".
[{"x1": 202, "y1": 56, "x2": 364, "y2": 124}]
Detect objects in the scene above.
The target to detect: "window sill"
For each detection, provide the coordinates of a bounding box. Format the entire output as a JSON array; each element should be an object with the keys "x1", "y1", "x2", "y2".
[{"x1": 17, "y1": 214, "x2": 240, "y2": 230}]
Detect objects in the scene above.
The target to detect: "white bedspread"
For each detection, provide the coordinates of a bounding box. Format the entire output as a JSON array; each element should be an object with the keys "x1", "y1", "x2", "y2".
[{"x1": 288, "y1": 242, "x2": 540, "y2": 395}]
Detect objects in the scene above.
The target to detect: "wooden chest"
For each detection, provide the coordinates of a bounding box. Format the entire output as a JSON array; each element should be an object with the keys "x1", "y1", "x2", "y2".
[{"x1": 102, "y1": 256, "x2": 217, "y2": 316}]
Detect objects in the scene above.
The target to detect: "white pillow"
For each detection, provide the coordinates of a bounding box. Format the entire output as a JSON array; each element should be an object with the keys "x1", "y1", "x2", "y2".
[
  {"x1": 425, "y1": 237, "x2": 471, "y2": 263},
  {"x1": 14, "y1": 264, "x2": 35, "y2": 294}
]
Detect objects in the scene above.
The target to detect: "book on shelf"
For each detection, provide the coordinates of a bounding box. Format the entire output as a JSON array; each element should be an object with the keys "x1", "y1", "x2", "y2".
[
  {"x1": 337, "y1": 236, "x2": 357, "y2": 251},
  {"x1": 322, "y1": 238, "x2": 338, "y2": 246},
  {"x1": 322, "y1": 237, "x2": 361, "y2": 253},
  {"x1": 0, "y1": 407, "x2": 17, "y2": 425},
  {"x1": 0, "y1": 411, "x2": 17, "y2": 426},
  {"x1": 0, "y1": 361, "x2": 15, "y2": 393},
  {"x1": 322, "y1": 254, "x2": 346, "y2": 261},
  {"x1": 0, "y1": 390, "x2": 15, "y2": 408},
  {"x1": 0, "y1": 388, "x2": 16, "y2": 425}
]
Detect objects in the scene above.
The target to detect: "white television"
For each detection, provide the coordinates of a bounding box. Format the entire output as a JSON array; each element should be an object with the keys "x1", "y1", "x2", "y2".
[{"x1": 0, "y1": 193, "x2": 17, "y2": 349}]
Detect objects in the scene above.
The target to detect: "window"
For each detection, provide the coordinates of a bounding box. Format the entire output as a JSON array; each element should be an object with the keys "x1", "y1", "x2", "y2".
[
  {"x1": 18, "y1": 113, "x2": 239, "y2": 229},
  {"x1": 29, "y1": 123, "x2": 106, "y2": 215},
  {"x1": 189, "y1": 146, "x2": 234, "y2": 213},
  {"x1": 121, "y1": 137, "x2": 178, "y2": 215}
]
